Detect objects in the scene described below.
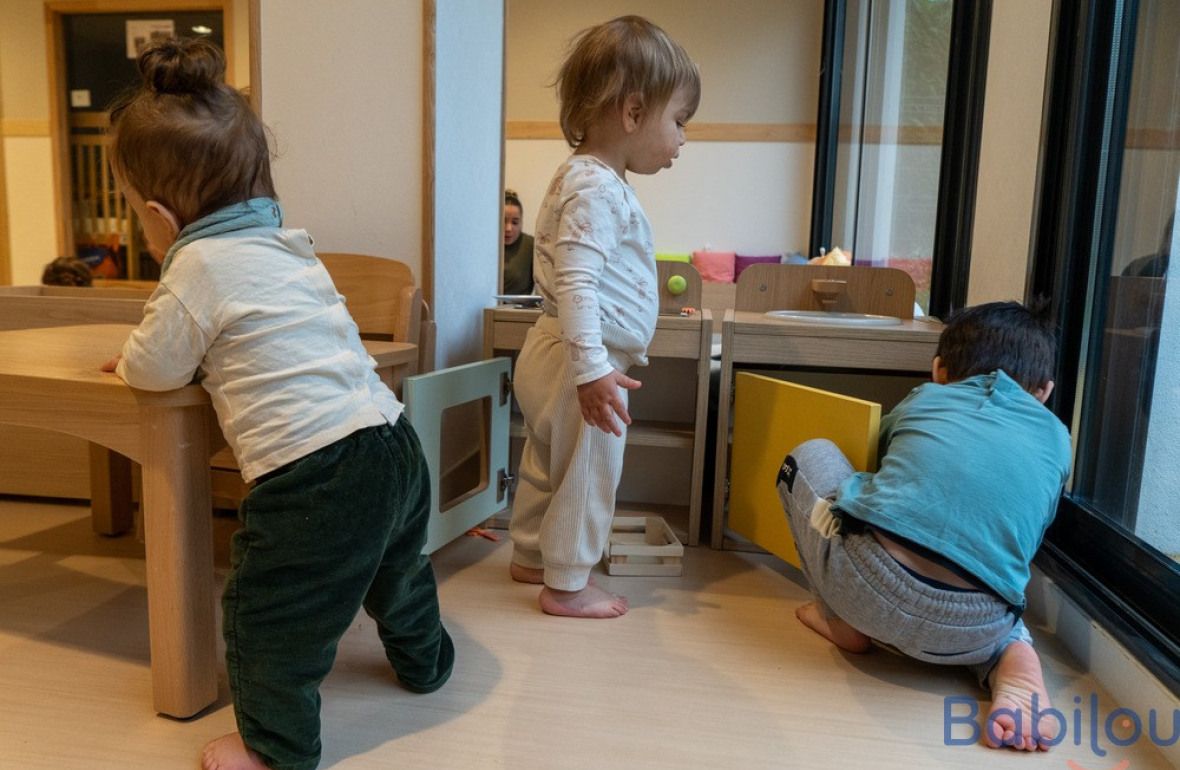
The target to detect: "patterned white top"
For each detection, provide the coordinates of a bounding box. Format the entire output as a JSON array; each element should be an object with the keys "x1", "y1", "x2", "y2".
[{"x1": 533, "y1": 155, "x2": 659, "y2": 385}]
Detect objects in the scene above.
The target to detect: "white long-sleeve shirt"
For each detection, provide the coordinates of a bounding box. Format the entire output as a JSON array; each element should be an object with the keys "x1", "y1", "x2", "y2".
[
  {"x1": 116, "y1": 227, "x2": 401, "y2": 482},
  {"x1": 532, "y1": 155, "x2": 659, "y2": 384}
]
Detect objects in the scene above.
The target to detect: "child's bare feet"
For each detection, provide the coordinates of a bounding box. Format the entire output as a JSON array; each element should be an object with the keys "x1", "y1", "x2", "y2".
[
  {"x1": 201, "y1": 733, "x2": 268, "y2": 770},
  {"x1": 539, "y1": 584, "x2": 628, "y2": 618},
  {"x1": 985, "y1": 641, "x2": 1056, "y2": 751},
  {"x1": 795, "y1": 601, "x2": 872, "y2": 653},
  {"x1": 509, "y1": 563, "x2": 544, "y2": 584}
]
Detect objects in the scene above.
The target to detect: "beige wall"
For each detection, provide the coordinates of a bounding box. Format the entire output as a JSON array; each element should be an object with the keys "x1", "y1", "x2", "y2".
[
  {"x1": 505, "y1": 0, "x2": 823, "y2": 258},
  {"x1": 255, "y1": 0, "x2": 423, "y2": 280},
  {"x1": 0, "y1": 0, "x2": 250, "y2": 286},
  {"x1": 1, "y1": 0, "x2": 55, "y2": 286},
  {"x1": 0, "y1": 0, "x2": 51, "y2": 122},
  {"x1": 507, "y1": 0, "x2": 821, "y2": 124},
  {"x1": 968, "y1": 0, "x2": 1053, "y2": 305}
]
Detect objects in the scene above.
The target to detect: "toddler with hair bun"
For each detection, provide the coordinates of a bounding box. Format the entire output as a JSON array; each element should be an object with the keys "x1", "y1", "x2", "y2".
[{"x1": 104, "y1": 37, "x2": 452, "y2": 770}]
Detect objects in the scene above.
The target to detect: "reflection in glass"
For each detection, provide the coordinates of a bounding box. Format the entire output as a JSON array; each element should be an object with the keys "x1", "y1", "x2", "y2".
[
  {"x1": 830, "y1": 0, "x2": 952, "y2": 312},
  {"x1": 1072, "y1": 0, "x2": 1177, "y2": 561}
]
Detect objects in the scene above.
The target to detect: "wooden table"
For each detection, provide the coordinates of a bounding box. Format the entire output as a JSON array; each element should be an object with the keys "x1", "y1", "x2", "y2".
[
  {"x1": 0, "y1": 324, "x2": 416, "y2": 717},
  {"x1": 711, "y1": 309, "x2": 943, "y2": 548}
]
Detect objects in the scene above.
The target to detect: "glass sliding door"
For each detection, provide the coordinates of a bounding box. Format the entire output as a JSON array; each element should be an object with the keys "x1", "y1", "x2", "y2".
[
  {"x1": 1032, "y1": 0, "x2": 1180, "y2": 690},
  {"x1": 1073, "y1": 0, "x2": 1178, "y2": 549},
  {"x1": 821, "y1": 0, "x2": 955, "y2": 313}
]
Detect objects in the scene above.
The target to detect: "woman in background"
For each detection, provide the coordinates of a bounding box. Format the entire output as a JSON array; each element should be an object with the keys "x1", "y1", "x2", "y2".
[{"x1": 502, "y1": 189, "x2": 535, "y2": 295}]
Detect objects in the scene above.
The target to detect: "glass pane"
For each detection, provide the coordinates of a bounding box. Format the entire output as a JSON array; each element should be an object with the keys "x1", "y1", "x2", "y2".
[
  {"x1": 830, "y1": 0, "x2": 951, "y2": 312},
  {"x1": 1072, "y1": 0, "x2": 1178, "y2": 561},
  {"x1": 438, "y1": 397, "x2": 491, "y2": 512}
]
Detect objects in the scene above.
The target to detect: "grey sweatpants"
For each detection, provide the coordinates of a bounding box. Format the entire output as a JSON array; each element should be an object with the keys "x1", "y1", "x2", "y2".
[{"x1": 777, "y1": 438, "x2": 1031, "y2": 687}]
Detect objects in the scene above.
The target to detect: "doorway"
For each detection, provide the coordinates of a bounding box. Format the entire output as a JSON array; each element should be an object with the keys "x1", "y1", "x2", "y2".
[{"x1": 45, "y1": 1, "x2": 236, "y2": 281}]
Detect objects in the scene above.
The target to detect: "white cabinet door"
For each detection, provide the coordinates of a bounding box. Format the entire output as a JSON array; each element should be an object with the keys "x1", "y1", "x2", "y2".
[{"x1": 404, "y1": 357, "x2": 512, "y2": 554}]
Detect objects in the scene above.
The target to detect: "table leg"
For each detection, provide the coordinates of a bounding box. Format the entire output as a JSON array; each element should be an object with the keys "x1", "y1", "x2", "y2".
[
  {"x1": 88, "y1": 445, "x2": 134, "y2": 535},
  {"x1": 140, "y1": 403, "x2": 219, "y2": 718}
]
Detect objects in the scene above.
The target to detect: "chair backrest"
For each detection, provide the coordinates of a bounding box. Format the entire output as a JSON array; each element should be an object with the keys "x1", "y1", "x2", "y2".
[
  {"x1": 318, "y1": 252, "x2": 434, "y2": 373},
  {"x1": 735, "y1": 263, "x2": 916, "y2": 319}
]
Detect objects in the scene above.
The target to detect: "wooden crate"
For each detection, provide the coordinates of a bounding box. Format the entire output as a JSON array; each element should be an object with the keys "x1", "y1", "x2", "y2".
[{"x1": 603, "y1": 516, "x2": 683, "y2": 576}]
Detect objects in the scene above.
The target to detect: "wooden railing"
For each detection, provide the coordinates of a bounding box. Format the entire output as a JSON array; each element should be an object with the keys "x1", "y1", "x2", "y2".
[{"x1": 68, "y1": 112, "x2": 139, "y2": 278}]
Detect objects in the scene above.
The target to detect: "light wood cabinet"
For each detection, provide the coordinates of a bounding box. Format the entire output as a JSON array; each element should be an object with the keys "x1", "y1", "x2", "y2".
[{"x1": 482, "y1": 307, "x2": 713, "y2": 545}]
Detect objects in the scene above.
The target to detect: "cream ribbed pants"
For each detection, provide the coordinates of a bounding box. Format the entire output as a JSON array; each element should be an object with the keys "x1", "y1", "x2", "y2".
[{"x1": 509, "y1": 325, "x2": 627, "y2": 591}]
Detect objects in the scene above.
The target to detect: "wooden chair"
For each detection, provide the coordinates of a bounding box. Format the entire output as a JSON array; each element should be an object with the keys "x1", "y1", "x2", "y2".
[
  {"x1": 317, "y1": 252, "x2": 434, "y2": 374},
  {"x1": 210, "y1": 252, "x2": 433, "y2": 508},
  {"x1": 735, "y1": 263, "x2": 916, "y2": 318}
]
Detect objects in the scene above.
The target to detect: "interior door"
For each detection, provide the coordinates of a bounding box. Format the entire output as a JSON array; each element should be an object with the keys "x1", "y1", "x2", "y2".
[{"x1": 403, "y1": 357, "x2": 512, "y2": 554}]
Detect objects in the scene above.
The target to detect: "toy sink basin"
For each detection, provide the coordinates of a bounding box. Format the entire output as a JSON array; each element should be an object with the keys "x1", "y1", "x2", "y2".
[{"x1": 764, "y1": 309, "x2": 902, "y2": 327}]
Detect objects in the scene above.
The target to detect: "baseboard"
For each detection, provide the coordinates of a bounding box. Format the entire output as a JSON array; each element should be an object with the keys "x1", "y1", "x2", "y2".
[{"x1": 1026, "y1": 567, "x2": 1180, "y2": 765}]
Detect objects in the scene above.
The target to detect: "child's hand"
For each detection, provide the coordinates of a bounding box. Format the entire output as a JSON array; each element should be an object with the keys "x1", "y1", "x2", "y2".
[
  {"x1": 100, "y1": 354, "x2": 122, "y2": 373},
  {"x1": 577, "y1": 370, "x2": 642, "y2": 436}
]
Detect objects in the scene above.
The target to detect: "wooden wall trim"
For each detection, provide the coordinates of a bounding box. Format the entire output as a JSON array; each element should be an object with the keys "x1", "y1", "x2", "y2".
[
  {"x1": 248, "y1": 0, "x2": 260, "y2": 113},
  {"x1": 507, "y1": 120, "x2": 1180, "y2": 149},
  {"x1": 422, "y1": 0, "x2": 435, "y2": 308},
  {"x1": 507, "y1": 121, "x2": 946, "y2": 146},
  {"x1": 505, "y1": 121, "x2": 819, "y2": 143},
  {"x1": 0, "y1": 88, "x2": 11, "y2": 285},
  {"x1": 45, "y1": 5, "x2": 72, "y2": 258},
  {"x1": 45, "y1": 0, "x2": 225, "y2": 11},
  {"x1": 1, "y1": 119, "x2": 53, "y2": 137}
]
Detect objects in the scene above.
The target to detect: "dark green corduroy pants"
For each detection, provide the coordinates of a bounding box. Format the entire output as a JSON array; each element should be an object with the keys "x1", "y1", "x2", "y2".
[{"x1": 222, "y1": 419, "x2": 454, "y2": 770}]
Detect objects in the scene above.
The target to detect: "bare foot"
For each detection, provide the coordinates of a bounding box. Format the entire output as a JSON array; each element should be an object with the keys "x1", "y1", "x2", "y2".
[
  {"x1": 201, "y1": 733, "x2": 268, "y2": 770},
  {"x1": 509, "y1": 562, "x2": 544, "y2": 584},
  {"x1": 795, "y1": 602, "x2": 872, "y2": 653},
  {"x1": 538, "y1": 584, "x2": 627, "y2": 618},
  {"x1": 985, "y1": 641, "x2": 1056, "y2": 751}
]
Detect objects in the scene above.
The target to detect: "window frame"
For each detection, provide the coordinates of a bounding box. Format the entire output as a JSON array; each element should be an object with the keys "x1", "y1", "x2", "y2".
[
  {"x1": 1028, "y1": 0, "x2": 1180, "y2": 694},
  {"x1": 810, "y1": 0, "x2": 993, "y2": 318}
]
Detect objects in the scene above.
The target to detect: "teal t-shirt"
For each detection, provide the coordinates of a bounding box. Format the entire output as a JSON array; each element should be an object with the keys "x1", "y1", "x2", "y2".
[{"x1": 834, "y1": 371, "x2": 1072, "y2": 608}]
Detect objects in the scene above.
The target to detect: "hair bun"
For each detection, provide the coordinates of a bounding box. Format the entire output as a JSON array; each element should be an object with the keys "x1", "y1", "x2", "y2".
[{"x1": 138, "y1": 37, "x2": 226, "y2": 95}]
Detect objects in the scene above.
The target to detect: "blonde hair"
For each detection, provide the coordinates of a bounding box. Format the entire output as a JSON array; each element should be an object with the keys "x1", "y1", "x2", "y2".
[
  {"x1": 108, "y1": 38, "x2": 275, "y2": 226},
  {"x1": 556, "y1": 16, "x2": 700, "y2": 148}
]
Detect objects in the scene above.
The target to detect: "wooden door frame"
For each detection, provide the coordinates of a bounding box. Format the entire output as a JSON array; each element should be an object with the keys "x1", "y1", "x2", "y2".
[
  {"x1": 44, "y1": 0, "x2": 235, "y2": 259},
  {"x1": 0, "y1": 69, "x2": 10, "y2": 285},
  {"x1": 421, "y1": 0, "x2": 435, "y2": 313}
]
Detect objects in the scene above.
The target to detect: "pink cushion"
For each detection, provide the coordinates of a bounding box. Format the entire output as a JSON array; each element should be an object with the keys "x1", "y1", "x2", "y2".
[
  {"x1": 734, "y1": 254, "x2": 782, "y2": 280},
  {"x1": 691, "y1": 250, "x2": 736, "y2": 282}
]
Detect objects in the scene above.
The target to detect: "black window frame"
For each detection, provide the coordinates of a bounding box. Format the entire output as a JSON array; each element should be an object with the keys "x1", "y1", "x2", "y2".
[{"x1": 1028, "y1": 0, "x2": 1180, "y2": 694}]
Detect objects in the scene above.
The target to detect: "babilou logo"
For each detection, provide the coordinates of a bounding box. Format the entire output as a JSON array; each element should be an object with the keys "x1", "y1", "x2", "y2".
[{"x1": 944, "y1": 692, "x2": 1178, "y2": 760}]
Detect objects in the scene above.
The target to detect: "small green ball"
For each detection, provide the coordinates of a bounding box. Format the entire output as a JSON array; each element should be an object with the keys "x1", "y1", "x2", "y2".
[{"x1": 667, "y1": 274, "x2": 687, "y2": 295}]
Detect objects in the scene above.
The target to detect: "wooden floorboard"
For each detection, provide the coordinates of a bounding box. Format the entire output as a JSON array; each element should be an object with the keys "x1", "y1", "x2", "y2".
[{"x1": 0, "y1": 497, "x2": 1172, "y2": 769}]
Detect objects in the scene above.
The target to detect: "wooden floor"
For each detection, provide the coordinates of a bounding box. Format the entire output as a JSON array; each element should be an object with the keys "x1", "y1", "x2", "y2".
[{"x1": 0, "y1": 497, "x2": 1172, "y2": 769}]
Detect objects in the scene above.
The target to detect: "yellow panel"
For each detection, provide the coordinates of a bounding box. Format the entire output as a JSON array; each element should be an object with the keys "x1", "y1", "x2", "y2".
[{"x1": 729, "y1": 373, "x2": 880, "y2": 566}]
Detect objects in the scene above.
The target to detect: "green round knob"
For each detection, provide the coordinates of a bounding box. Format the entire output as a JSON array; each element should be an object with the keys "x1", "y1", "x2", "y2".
[{"x1": 667, "y1": 274, "x2": 687, "y2": 296}]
